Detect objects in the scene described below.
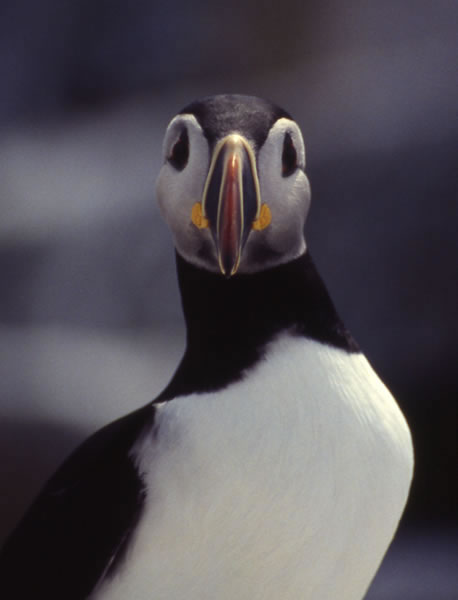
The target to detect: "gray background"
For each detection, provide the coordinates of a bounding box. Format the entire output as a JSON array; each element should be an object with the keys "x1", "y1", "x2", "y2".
[{"x1": 0, "y1": 1, "x2": 457, "y2": 597}]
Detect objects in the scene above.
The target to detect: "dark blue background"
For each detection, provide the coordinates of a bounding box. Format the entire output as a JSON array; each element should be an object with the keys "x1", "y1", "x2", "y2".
[{"x1": 0, "y1": 1, "x2": 456, "y2": 597}]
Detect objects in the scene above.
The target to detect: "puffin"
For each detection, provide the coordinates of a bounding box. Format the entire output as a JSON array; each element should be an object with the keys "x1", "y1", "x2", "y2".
[{"x1": 0, "y1": 94, "x2": 413, "y2": 600}]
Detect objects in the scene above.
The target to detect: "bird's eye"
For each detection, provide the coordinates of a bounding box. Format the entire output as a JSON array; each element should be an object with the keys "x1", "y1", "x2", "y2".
[
  {"x1": 168, "y1": 128, "x2": 189, "y2": 171},
  {"x1": 282, "y1": 132, "x2": 297, "y2": 177}
]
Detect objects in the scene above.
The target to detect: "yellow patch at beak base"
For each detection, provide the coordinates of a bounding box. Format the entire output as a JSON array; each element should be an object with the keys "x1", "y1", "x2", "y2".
[
  {"x1": 191, "y1": 202, "x2": 209, "y2": 229},
  {"x1": 252, "y1": 204, "x2": 271, "y2": 231}
]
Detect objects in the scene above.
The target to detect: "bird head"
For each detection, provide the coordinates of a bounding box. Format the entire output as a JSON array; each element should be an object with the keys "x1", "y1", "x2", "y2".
[{"x1": 156, "y1": 94, "x2": 311, "y2": 276}]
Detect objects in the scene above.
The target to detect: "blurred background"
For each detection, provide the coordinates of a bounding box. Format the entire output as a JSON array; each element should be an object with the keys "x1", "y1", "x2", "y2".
[{"x1": 0, "y1": 1, "x2": 456, "y2": 597}]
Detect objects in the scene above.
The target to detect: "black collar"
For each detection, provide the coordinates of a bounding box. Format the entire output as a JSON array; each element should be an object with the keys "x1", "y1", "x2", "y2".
[{"x1": 157, "y1": 252, "x2": 359, "y2": 400}]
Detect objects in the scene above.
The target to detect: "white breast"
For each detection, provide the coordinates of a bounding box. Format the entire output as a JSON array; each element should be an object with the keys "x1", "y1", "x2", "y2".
[{"x1": 93, "y1": 335, "x2": 413, "y2": 600}]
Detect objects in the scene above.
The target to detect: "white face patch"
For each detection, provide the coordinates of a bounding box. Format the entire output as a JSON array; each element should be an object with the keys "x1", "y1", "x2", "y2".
[
  {"x1": 240, "y1": 118, "x2": 311, "y2": 273},
  {"x1": 156, "y1": 114, "x2": 311, "y2": 274},
  {"x1": 156, "y1": 114, "x2": 218, "y2": 271}
]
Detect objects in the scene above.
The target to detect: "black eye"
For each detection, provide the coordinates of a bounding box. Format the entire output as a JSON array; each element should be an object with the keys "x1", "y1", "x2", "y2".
[
  {"x1": 282, "y1": 132, "x2": 297, "y2": 177},
  {"x1": 168, "y1": 128, "x2": 189, "y2": 171}
]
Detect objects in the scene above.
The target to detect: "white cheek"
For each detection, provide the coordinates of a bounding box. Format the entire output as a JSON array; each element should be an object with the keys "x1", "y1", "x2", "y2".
[
  {"x1": 290, "y1": 171, "x2": 311, "y2": 224},
  {"x1": 258, "y1": 166, "x2": 310, "y2": 251},
  {"x1": 156, "y1": 114, "x2": 210, "y2": 246},
  {"x1": 156, "y1": 141, "x2": 209, "y2": 234},
  {"x1": 156, "y1": 151, "x2": 218, "y2": 270}
]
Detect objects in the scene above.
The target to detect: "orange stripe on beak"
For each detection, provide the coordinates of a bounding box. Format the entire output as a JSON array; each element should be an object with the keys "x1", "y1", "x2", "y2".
[{"x1": 218, "y1": 150, "x2": 242, "y2": 276}]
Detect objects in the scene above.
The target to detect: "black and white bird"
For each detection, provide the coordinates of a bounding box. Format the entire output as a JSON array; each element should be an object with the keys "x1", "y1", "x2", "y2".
[{"x1": 0, "y1": 95, "x2": 413, "y2": 599}]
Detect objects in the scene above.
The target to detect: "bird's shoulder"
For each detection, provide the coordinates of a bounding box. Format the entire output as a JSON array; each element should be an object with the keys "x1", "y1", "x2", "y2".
[{"x1": 0, "y1": 403, "x2": 155, "y2": 599}]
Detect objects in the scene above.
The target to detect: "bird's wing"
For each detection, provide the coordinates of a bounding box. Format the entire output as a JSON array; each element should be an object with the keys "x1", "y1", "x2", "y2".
[{"x1": 0, "y1": 403, "x2": 154, "y2": 599}]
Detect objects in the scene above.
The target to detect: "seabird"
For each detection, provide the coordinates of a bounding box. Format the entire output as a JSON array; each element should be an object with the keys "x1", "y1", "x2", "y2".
[{"x1": 0, "y1": 94, "x2": 413, "y2": 599}]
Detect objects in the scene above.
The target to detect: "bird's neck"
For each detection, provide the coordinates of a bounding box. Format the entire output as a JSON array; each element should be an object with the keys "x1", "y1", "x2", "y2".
[{"x1": 157, "y1": 251, "x2": 358, "y2": 401}]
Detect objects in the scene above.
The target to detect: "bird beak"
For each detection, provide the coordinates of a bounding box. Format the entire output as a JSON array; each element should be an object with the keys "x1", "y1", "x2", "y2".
[{"x1": 197, "y1": 135, "x2": 263, "y2": 277}]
